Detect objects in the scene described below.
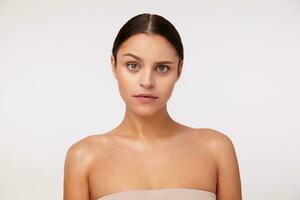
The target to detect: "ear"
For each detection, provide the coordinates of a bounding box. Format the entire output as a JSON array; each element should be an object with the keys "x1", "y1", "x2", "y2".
[
  {"x1": 111, "y1": 54, "x2": 118, "y2": 80},
  {"x1": 176, "y1": 59, "x2": 183, "y2": 81}
]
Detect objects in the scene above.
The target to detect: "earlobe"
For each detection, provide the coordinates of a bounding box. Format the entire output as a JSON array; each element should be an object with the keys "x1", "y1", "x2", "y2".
[{"x1": 111, "y1": 55, "x2": 118, "y2": 80}]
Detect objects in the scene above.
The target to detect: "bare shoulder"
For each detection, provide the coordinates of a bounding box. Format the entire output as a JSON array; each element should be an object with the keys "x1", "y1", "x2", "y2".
[
  {"x1": 64, "y1": 133, "x2": 111, "y2": 171},
  {"x1": 63, "y1": 134, "x2": 110, "y2": 200},
  {"x1": 195, "y1": 128, "x2": 242, "y2": 199},
  {"x1": 194, "y1": 128, "x2": 236, "y2": 152},
  {"x1": 194, "y1": 128, "x2": 240, "y2": 171},
  {"x1": 65, "y1": 133, "x2": 109, "y2": 160}
]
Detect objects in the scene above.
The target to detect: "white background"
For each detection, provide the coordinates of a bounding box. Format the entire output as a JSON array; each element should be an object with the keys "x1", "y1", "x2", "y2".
[{"x1": 1, "y1": 1, "x2": 299, "y2": 199}]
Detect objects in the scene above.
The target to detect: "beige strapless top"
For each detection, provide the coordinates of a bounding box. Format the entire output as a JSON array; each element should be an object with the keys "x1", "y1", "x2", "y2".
[{"x1": 97, "y1": 188, "x2": 216, "y2": 200}]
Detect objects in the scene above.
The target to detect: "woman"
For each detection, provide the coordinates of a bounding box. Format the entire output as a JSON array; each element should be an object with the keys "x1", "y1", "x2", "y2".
[{"x1": 64, "y1": 13, "x2": 242, "y2": 200}]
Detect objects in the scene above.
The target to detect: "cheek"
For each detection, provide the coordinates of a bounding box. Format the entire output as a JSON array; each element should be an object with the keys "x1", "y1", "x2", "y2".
[
  {"x1": 159, "y1": 78, "x2": 177, "y2": 99},
  {"x1": 116, "y1": 71, "x2": 135, "y2": 99}
]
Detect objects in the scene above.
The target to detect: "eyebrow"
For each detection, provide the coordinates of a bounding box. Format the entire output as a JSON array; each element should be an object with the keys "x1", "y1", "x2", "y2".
[{"x1": 122, "y1": 53, "x2": 175, "y2": 64}]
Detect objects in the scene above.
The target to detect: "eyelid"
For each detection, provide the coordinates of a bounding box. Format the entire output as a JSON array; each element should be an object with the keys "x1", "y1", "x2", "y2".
[
  {"x1": 127, "y1": 62, "x2": 139, "y2": 71},
  {"x1": 157, "y1": 65, "x2": 170, "y2": 72},
  {"x1": 126, "y1": 62, "x2": 170, "y2": 72}
]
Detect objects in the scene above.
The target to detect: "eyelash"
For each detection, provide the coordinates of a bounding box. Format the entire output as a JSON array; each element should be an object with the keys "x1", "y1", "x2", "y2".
[{"x1": 126, "y1": 63, "x2": 170, "y2": 73}]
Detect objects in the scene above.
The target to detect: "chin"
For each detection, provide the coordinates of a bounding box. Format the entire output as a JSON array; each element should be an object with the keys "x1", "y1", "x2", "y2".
[
  {"x1": 132, "y1": 106, "x2": 160, "y2": 117},
  {"x1": 126, "y1": 102, "x2": 166, "y2": 117}
]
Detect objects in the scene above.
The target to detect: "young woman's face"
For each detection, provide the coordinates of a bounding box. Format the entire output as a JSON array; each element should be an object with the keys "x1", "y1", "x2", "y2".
[{"x1": 111, "y1": 33, "x2": 183, "y2": 116}]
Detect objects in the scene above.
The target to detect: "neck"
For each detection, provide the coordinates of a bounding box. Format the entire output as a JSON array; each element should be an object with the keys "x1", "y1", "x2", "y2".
[{"x1": 114, "y1": 105, "x2": 180, "y2": 142}]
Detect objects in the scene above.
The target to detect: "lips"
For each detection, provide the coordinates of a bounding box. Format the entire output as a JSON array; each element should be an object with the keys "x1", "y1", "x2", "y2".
[{"x1": 133, "y1": 93, "x2": 158, "y2": 98}]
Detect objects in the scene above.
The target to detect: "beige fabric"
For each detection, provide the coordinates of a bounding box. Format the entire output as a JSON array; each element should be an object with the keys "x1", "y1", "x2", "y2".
[{"x1": 97, "y1": 188, "x2": 216, "y2": 200}]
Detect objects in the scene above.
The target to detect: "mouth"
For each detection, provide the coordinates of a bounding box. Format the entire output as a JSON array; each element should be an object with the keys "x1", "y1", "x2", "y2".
[
  {"x1": 133, "y1": 93, "x2": 159, "y2": 103},
  {"x1": 133, "y1": 93, "x2": 158, "y2": 98}
]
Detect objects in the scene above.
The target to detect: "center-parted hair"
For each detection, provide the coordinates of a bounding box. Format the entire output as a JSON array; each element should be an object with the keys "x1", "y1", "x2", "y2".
[{"x1": 112, "y1": 13, "x2": 184, "y2": 68}]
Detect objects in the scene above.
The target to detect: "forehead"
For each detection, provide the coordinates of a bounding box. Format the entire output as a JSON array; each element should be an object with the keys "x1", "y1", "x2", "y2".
[{"x1": 117, "y1": 33, "x2": 178, "y2": 61}]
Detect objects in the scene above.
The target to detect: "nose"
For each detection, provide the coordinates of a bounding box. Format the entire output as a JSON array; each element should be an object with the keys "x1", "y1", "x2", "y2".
[{"x1": 139, "y1": 68, "x2": 154, "y2": 89}]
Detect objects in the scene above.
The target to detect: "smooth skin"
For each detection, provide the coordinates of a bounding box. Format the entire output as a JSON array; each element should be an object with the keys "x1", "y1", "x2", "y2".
[{"x1": 63, "y1": 33, "x2": 242, "y2": 200}]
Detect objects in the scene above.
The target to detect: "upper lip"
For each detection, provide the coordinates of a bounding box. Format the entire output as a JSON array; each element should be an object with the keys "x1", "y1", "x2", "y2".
[{"x1": 133, "y1": 93, "x2": 158, "y2": 98}]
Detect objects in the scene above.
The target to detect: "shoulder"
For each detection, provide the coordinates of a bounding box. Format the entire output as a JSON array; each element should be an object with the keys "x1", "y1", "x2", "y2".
[
  {"x1": 64, "y1": 134, "x2": 109, "y2": 170},
  {"x1": 194, "y1": 128, "x2": 238, "y2": 164},
  {"x1": 195, "y1": 128, "x2": 235, "y2": 151},
  {"x1": 196, "y1": 128, "x2": 242, "y2": 198},
  {"x1": 64, "y1": 134, "x2": 111, "y2": 199}
]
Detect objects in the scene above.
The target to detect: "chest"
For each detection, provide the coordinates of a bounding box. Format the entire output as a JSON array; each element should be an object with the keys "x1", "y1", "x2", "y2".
[{"x1": 88, "y1": 139, "x2": 217, "y2": 199}]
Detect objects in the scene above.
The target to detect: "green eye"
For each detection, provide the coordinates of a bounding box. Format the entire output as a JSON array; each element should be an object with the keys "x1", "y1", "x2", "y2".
[{"x1": 157, "y1": 65, "x2": 169, "y2": 72}]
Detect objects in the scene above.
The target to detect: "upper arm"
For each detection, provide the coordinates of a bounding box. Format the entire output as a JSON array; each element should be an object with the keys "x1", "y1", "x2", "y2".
[
  {"x1": 209, "y1": 129, "x2": 242, "y2": 200},
  {"x1": 63, "y1": 141, "x2": 92, "y2": 200}
]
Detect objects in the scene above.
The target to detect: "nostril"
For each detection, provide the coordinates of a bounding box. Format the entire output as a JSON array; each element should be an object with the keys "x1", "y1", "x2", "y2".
[{"x1": 140, "y1": 82, "x2": 154, "y2": 88}]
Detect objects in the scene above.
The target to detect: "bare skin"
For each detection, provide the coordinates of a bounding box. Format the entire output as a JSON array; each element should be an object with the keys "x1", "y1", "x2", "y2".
[{"x1": 63, "y1": 33, "x2": 242, "y2": 200}]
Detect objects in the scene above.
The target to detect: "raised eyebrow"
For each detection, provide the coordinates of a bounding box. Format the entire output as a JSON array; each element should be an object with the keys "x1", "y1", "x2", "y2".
[
  {"x1": 123, "y1": 53, "x2": 143, "y2": 62},
  {"x1": 122, "y1": 53, "x2": 175, "y2": 65}
]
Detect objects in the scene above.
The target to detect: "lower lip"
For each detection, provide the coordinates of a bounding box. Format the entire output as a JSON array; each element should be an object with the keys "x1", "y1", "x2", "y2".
[{"x1": 134, "y1": 96, "x2": 158, "y2": 103}]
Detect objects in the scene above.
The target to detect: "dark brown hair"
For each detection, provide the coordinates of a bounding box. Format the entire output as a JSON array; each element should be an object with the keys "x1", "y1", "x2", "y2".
[{"x1": 112, "y1": 13, "x2": 184, "y2": 68}]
